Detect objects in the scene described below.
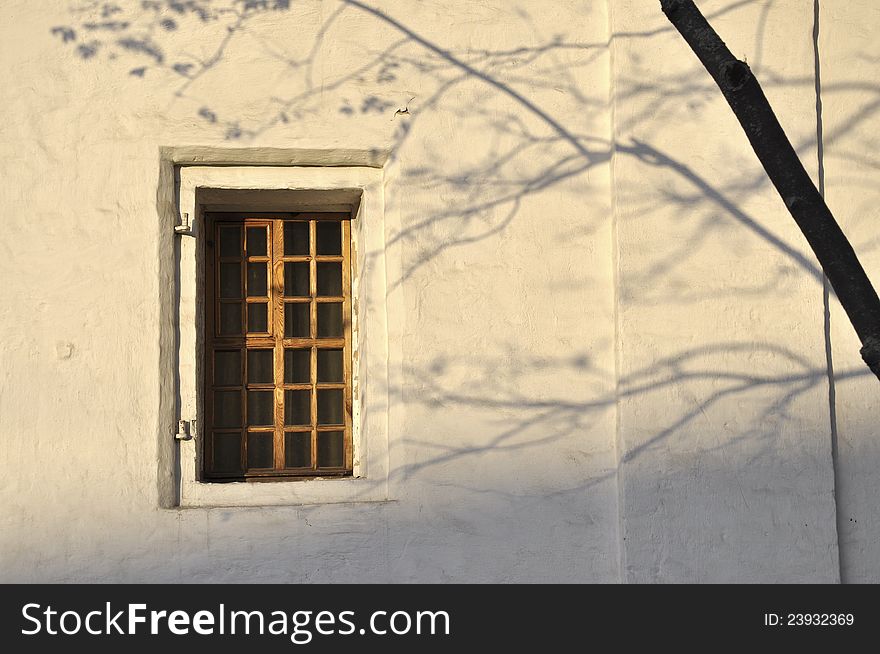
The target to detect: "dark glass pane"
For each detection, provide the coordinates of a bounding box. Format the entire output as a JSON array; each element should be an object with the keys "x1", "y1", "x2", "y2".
[
  {"x1": 285, "y1": 303, "x2": 310, "y2": 337},
  {"x1": 317, "y1": 389, "x2": 344, "y2": 425},
  {"x1": 285, "y1": 432, "x2": 311, "y2": 468},
  {"x1": 213, "y1": 432, "x2": 241, "y2": 472},
  {"x1": 214, "y1": 391, "x2": 241, "y2": 427},
  {"x1": 247, "y1": 432, "x2": 274, "y2": 469},
  {"x1": 316, "y1": 262, "x2": 342, "y2": 296},
  {"x1": 285, "y1": 389, "x2": 311, "y2": 426},
  {"x1": 284, "y1": 349, "x2": 311, "y2": 384},
  {"x1": 219, "y1": 263, "x2": 241, "y2": 298},
  {"x1": 247, "y1": 303, "x2": 268, "y2": 333},
  {"x1": 284, "y1": 262, "x2": 310, "y2": 297},
  {"x1": 317, "y1": 303, "x2": 343, "y2": 338},
  {"x1": 317, "y1": 349, "x2": 344, "y2": 382},
  {"x1": 316, "y1": 221, "x2": 342, "y2": 255},
  {"x1": 219, "y1": 225, "x2": 240, "y2": 258},
  {"x1": 219, "y1": 303, "x2": 242, "y2": 335},
  {"x1": 246, "y1": 226, "x2": 267, "y2": 256},
  {"x1": 318, "y1": 431, "x2": 344, "y2": 468},
  {"x1": 284, "y1": 221, "x2": 309, "y2": 255},
  {"x1": 247, "y1": 349, "x2": 273, "y2": 384},
  {"x1": 214, "y1": 350, "x2": 241, "y2": 386},
  {"x1": 247, "y1": 263, "x2": 268, "y2": 296},
  {"x1": 247, "y1": 390, "x2": 273, "y2": 426}
]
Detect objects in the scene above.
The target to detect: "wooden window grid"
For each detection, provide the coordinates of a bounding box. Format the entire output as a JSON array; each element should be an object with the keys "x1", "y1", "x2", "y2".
[{"x1": 204, "y1": 212, "x2": 353, "y2": 480}]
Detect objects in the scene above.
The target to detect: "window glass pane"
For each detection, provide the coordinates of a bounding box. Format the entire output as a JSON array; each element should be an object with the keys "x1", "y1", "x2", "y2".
[
  {"x1": 317, "y1": 303, "x2": 343, "y2": 338},
  {"x1": 219, "y1": 303, "x2": 242, "y2": 335},
  {"x1": 316, "y1": 262, "x2": 342, "y2": 296},
  {"x1": 247, "y1": 432, "x2": 274, "y2": 469},
  {"x1": 247, "y1": 303, "x2": 268, "y2": 333},
  {"x1": 317, "y1": 349, "x2": 344, "y2": 382},
  {"x1": 214, "y1": 391, "x2": 241, "y2": 427},
  {"x1": 285, "y1": 303, "x2": 310, "y2": 337},
  {"x1": 318, "y1": 431, "x2": 344, "y2": 468},
  {"x1": 247, "y1": 390, "x2": 273, "y2": 426},
  {"x1": 213, "y1": 432, "x2": 241, "y2": 472},
  {"x1": 285, "y1": 432, "x2": 311, "y2": 468},
  {"x1": 284, "y1": 221, "x2": 309, "y2": 255},
  {"x1": 284, "y1": 349, "x2": 311, "y2": 384},
  {"x1": 315, "y1": 221, "x2": 342, "y2": 255},
  {"x1": 219, "y1": 225, "x2": 240, "y2": 258},
  {"x1": 284, "y1": 262, "x2": 310, "y2": 297},
  {"x1": 317, "y1": 389, "x2": 344, "y2": 425},
  {"x1": 246, "y1": 226, "x2": 267, "y2": 256},
  {"x1": 247, "y1": 263, "x2": 268, "y2": 297},
  {"x1": 284, "y1": 389, "x2": 311, "y2": 426},
  {"x1": 247, "y1": 349, "x2": 273, "y2": 384},
  {"x1": 219, "y1": 263, "x2": 241, "y2": 298},
  {"x1": 214, "y1": 350, "x2": 241, "y2": 386}
]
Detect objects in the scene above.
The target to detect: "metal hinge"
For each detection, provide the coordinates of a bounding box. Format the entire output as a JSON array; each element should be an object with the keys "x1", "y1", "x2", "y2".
[
  {"x1": 174, "y1": 212, "x2": 193, "y2": 236},
  {"x1": 175, "y1": 419, "x2": 195, "y2": 441}
]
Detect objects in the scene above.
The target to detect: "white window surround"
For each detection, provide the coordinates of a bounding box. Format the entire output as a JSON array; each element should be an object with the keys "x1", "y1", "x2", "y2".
[{"x1": 175, "y1": 165, "x2": 390, "y2": 507}]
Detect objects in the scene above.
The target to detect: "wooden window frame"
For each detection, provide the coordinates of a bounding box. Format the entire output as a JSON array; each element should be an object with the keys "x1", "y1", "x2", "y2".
[{"x1": 204, "y1": 211, "x2": 353, "y2": 481}]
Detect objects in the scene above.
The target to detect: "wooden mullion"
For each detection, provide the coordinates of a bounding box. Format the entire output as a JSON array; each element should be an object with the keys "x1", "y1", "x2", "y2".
[
  {"x1": 272, "y1": 218, "x2": 285, "y2": 471},
  {"x1": 309, "y1": 220, "x2": 317, "y2": 339},
  {"x1": 283, "y1": 337, "x2": 344, "y2": 348},
  {"x1": 239, "y1": 223, "x2": 247, "y2": 473},
  {"x1": 342, "y1": 219, "x2": 353, "y2": 472},
  {"x1": 310, "y1": 220, "x2": 318, "y2": 471},
  {"x1": 215, "y1": 337, "x2": 272, "y2": 348}
]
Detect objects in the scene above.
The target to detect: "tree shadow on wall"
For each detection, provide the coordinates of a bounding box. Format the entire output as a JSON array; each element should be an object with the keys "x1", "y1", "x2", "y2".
[{"x1": 44, "y1": 0, "x2": 880, "y2": 580}]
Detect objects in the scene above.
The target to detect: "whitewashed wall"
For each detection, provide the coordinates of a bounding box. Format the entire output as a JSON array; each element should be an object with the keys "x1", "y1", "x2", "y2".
[
  {"x1": 0, "y1": 0, "x2": 873, "y2": 583},
  {"x1": 820, "y1": 0, "x2": 880, "y2": 584}
]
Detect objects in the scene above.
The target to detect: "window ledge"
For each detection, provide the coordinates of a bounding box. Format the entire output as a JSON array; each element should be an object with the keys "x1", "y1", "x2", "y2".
[{"x1": 178, "y1": 461, "x2": 389, "y2": 508}]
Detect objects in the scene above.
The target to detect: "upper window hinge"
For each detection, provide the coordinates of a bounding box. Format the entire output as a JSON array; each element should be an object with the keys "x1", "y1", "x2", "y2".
[
  {"x1": 175, "y1": 419, "x2": 195, "y2": 441},
  {"x1": 174, "y1": 212, "x2": 193, "y2": 236}
]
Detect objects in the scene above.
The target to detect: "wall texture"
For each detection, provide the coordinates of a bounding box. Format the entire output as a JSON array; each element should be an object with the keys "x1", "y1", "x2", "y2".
[
  {"x1": 0, "y1": 0, "x2": 872, "y2": 583},
  {"x1": 820, "y1": 0, "x2": 880, "y2": 584}
]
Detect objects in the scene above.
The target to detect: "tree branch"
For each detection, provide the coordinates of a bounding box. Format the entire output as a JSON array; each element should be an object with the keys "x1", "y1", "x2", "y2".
[{"x1": 660, "y1": 0, "x2": 880, "y2": 380}]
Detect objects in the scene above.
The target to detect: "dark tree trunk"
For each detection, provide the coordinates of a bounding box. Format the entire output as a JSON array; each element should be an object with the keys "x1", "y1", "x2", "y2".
[{"x1": 660, "y1": 0, "x2": 880, "y2": 381}]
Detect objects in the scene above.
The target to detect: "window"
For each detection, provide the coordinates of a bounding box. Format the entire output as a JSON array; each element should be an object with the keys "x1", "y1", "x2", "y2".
[
  {"x1": 170, "y1": 161, "x2": 390, "y2": 507},
  {"x1": 204, "y1": 212, "x2": 353, "y2": 480}
]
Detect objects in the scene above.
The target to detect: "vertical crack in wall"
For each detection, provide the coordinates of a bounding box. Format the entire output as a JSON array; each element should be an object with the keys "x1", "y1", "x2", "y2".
[{"x1": 813, "y1": 0, "x2": 845, "y2": 584}]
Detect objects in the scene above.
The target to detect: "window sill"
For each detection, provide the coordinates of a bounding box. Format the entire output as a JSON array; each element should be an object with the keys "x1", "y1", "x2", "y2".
[{"x1": 179, "y1": 462, "x2": 389, "y2": 508}]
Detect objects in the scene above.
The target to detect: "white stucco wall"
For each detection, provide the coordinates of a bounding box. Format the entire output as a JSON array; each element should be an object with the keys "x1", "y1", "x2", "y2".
[
  {"x1": 820, "y1": 0, "x2": 880, "y2": 584},
  {"x1": 611, "y1": 0, "x2": 837, "y2": 583},
  {"x1": 0, "y1": 0, "x2": 871, "y2": 583}
]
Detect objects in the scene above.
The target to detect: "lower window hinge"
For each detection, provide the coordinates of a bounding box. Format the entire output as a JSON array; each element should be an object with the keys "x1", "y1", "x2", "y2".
[
  {"x1": 175, "y1": 419, "x2": 196, "y2": 441},
  {"x1": 174, "y1": 212, "x2": 193, "y2": 236}
]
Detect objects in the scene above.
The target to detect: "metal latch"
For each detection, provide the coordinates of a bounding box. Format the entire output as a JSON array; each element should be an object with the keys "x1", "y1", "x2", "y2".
[
  {"x1": 174, "y1": 212, "x2": 193, "y2": 236},
  {"x1": 175, "y1": 419, "x2": 195, "y2": 441}
]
